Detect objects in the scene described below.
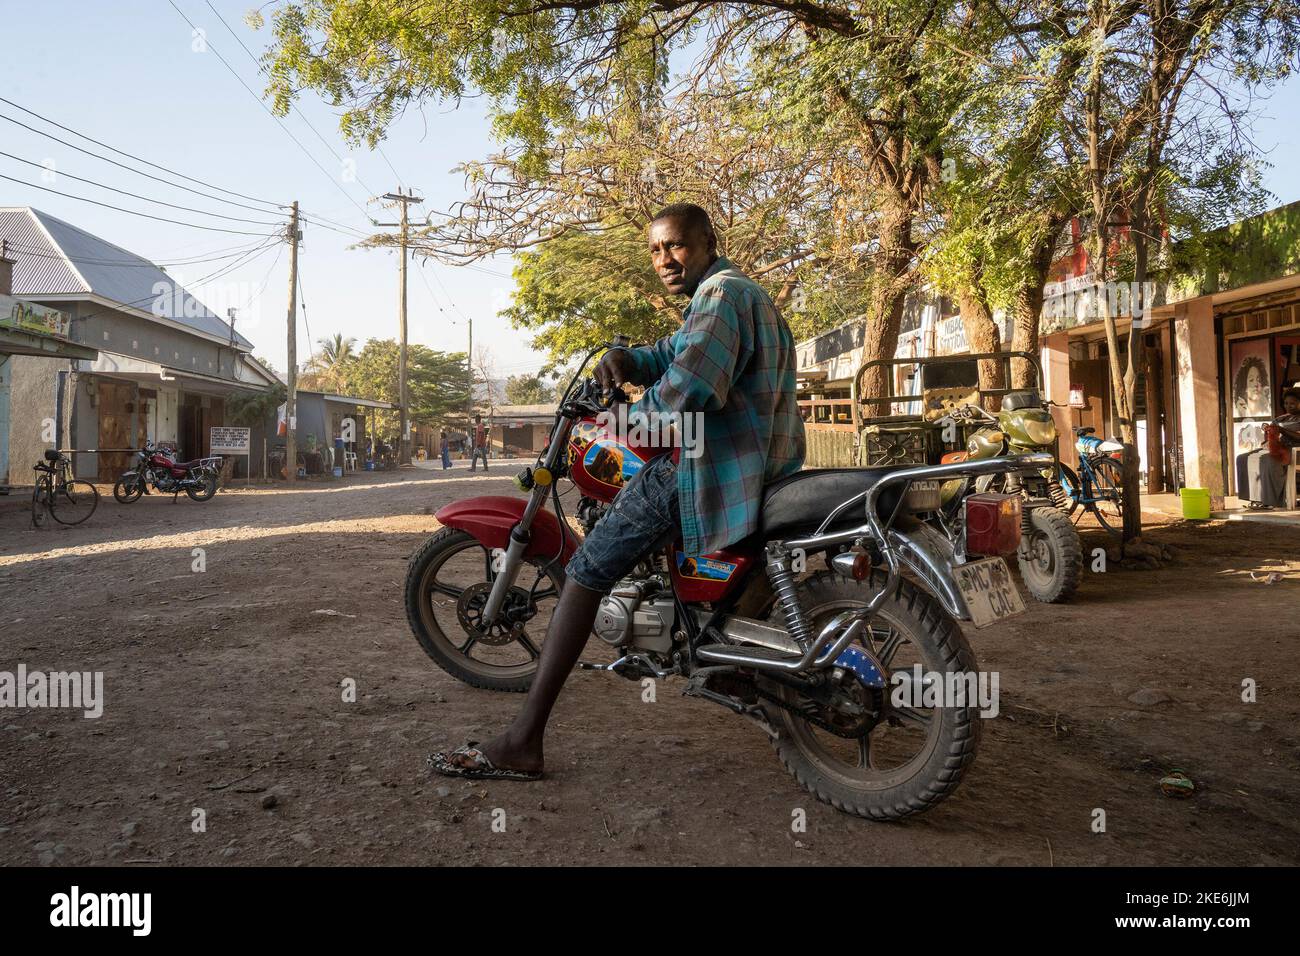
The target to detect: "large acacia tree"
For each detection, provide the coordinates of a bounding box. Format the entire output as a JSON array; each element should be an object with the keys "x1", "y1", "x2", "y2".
[{"x1": 256, "y1": 0, "x2": 984, "y2": 391}]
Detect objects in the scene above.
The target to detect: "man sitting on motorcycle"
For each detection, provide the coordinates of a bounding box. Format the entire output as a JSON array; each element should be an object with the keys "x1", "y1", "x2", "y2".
[{"x1": 430, "y1": 202, "x2": 805, "y2": 781}]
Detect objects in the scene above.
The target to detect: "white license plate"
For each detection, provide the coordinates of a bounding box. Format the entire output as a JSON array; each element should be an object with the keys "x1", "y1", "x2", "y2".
[{"x1": 953, "y1": 557, "x2": 1026, "y2": 628}]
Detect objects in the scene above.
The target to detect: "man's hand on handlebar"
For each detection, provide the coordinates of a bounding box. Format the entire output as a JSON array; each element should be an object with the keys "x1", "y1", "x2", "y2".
[{"x1": 595, "y1": 348, "x2": 635, "y2": 393}]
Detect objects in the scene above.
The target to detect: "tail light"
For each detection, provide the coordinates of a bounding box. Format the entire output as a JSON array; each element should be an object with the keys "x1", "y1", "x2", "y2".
[{"x1": 964, "y1": 493, "x2": 1022, "y2": 556}]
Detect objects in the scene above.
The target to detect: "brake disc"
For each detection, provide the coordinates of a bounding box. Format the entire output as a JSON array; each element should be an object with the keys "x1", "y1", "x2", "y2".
[{"x1": 455, "y1": 582, "x2": 529, "y2": 646}]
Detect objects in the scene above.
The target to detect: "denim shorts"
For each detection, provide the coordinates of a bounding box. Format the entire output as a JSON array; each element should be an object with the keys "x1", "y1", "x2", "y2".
[{"x1": 566, "y1": 453, "x2": 679, "y2": 593}]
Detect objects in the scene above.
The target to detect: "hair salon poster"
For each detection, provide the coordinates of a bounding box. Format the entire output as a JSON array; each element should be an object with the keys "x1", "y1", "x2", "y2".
[{"x1": 1230, "y1": 338, "x2": 1273, "y2": 420}]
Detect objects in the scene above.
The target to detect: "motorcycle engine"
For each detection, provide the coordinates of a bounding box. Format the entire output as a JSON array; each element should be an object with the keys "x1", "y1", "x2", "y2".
[{"x1": 592, "y1": 557, "x2": 676, "y2": 655}]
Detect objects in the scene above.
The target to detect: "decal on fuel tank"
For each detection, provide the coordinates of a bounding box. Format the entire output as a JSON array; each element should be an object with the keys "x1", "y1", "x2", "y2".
[
  {"x1": 582, "y1": 439, "x2": 644, "y2": 488},
  {"x1": 675, "y1": 552, "x2": 738, "y2": 580}
]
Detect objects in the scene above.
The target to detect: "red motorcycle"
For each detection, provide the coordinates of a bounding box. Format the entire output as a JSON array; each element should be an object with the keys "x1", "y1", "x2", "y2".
[
  {"x1": 404, "y1": 338, "x2": 1051, "y2": 819},
  {"x1": 113, "y1": 441, "x2": 221, "y2": 504}
]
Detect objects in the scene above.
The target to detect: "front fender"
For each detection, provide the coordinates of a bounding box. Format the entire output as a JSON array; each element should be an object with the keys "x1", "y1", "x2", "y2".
[{"x1": 435, "y1": 495, "x2": 580, "y2": 564}]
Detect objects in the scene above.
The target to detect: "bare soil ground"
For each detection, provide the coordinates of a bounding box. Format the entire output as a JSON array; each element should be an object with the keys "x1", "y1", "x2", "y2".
[{"x1": 1, "y1": 467, "x2": 1297, "y2": 866}]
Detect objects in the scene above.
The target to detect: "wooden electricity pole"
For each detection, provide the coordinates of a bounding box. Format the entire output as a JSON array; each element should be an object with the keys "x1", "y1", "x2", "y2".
[
  {"x1": 377, "y1": 188, "x2": 423, "y2": 466},
  {"x1": 285, "y1": 201, "x2": 300, "y2": 484}
]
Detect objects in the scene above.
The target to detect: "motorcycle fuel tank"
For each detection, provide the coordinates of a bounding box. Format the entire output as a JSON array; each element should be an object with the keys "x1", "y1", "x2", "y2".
[{"x1": 567, "y1": 416, "x2": 671, "y2": 504}]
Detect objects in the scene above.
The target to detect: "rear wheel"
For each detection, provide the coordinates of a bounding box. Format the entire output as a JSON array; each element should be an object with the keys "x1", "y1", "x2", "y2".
[
  {"x1": 404, "y1": 527, "x2": 563, "y2": 692},
  {"x1": 760, "y1": 571, "x2": 982, "y2": 821},
  {"x1": 1016, "y1": 505, "x2": 1082, "y2": 603},
  {"x1": 1089, "y1": 457, "x2": 1124, "y2": 533},
  {"x1": 185, "y1": 470, "x2": 218, "y2": 501},
  {"x1": 50, "y1": 479, "x2": 98, "y2": 525}
]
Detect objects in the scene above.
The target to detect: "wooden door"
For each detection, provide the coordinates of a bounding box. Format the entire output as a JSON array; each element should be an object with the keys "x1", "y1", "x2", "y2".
[{"x1": 97, "y1": 381, "x2": 134, "y2": 481}]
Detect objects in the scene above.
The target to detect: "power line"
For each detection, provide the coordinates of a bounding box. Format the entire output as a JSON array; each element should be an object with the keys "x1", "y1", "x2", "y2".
[
  {"x1": 0, "y1": 172, "x2": 282, "y2": 236},
  {"x1": 0, "y1": 149, "x2": 284, "y2": 226},
  {"x1": 166, "y1": 0, "x2": 377, "y2": 227},
  {"x1": 0, "y1": 236, "x2": 276, "y2": 270},
  {"x1": 296, "y1": 265, "x2": 316, "y2": 368},
  {"x1": 203, "y1": 0, "x2": 383, "y2": 207},
  {"x1": 0, "y1": 109, "x2": 284, "y2": 216},
  {"x1": 298, "y1": 211, "x2": 371, "y2": 241},
  {"x1": 0, "y1": 95, "x2": 284, "y2": 210}
]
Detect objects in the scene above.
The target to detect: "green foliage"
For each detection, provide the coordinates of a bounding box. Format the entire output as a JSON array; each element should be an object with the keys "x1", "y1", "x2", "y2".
[
  {"x1": 331, "y1": 338, "x2": 470, "y2": 433},
  {"x1": 503, "y1": 373, "x2": 555, "y2": 405},
  {"x1": 227, "y1": 382, "x2": 287, "y2": 426}
]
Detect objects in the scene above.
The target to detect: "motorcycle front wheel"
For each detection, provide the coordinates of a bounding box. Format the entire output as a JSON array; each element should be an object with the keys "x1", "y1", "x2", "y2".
[
  {"x1": 404, "y1": 527, "x2": 563, "y2": 692},
  {"x1": 759, "y1": 570, "x2": 982, "y2": 821},
  {"x1": 113, "y1": 475, "x2": 144, "y2": 503},
  {"x1": 1016, "y1": 505, "x2": 1083, "y2": 603}
]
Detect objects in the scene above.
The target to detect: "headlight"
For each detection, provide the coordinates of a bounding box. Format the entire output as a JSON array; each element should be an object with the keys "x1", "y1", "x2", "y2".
[{"x1": 1023, "y1": 418, "x2": 1057, "y2": 445}]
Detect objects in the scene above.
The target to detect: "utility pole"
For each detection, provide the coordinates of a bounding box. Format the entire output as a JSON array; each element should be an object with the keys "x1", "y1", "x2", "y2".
[
  {"x1": 377, "y1": 188, "x2": 423, "y2": 466},
  {"x1": 467, "y1": 317, "x2": 473, "y2": 429},
  {"x1": 285, "y1": 201, "x2": 300, "y2": 484}
]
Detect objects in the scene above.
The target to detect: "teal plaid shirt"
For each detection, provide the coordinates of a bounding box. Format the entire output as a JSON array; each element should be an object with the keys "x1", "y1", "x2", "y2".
[{"x1": 620, "y1": 256, "x2": 805, "y2": 556}]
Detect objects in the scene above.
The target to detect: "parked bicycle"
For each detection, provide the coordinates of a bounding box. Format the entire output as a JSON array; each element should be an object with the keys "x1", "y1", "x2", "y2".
[
  {"x1": 32, "y1": 450, "x2": 98, "y2": 527},
  {"x1": 1058, "y1": 427, "x2": 1125, "y2": 533}
]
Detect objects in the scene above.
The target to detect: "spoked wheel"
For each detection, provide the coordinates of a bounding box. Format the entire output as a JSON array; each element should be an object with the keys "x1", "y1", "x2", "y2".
[
  {"x1": 404, "y1": 527, "x2": 563, "y2": 691},
  {"x1": 50, "y1": 479, "x2": 98, "y2": 525},
  {"x1": 1088, "y1": 458, "x2": 1124, "y2": 534},
  {"x1": 759, "y1": 571, "x2": 981, "y2": 821},
  {"x1": 186, "y1": 471, "x2": 218, "y2": 501},
  {"x1": 114, "y1": 475, "x2": 144, "y2": 503},
  {"x1": 31, "y1": 480, "x2": 47, "y2": 527}
]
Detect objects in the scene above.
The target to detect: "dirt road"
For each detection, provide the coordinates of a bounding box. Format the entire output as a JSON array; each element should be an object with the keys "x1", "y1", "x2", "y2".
[{"x1": 2, "y1": 467, "x2": 1297, "y2": 866}]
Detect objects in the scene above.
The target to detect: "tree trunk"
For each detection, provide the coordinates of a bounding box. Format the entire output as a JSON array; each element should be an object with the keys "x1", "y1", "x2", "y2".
[
  {"x1": 1009, "y1": 224, "x2": 1061, "y2": 389},
  {"x1": 857, "y1": 204, "x2": 915, "y2": 417},
  {"x1": 957, "y1": 286, "x2": 1005, "y2": 409}
]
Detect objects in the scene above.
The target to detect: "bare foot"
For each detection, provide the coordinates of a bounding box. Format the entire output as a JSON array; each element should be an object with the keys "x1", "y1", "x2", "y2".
[{"x1": 449, "y1": 731, "x2": 543, "y2": 774}]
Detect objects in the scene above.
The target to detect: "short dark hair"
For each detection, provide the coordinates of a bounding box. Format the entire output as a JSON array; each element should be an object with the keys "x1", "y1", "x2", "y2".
[{"x1": 650, "y1": 202, "x2": 714, "y2": 237}]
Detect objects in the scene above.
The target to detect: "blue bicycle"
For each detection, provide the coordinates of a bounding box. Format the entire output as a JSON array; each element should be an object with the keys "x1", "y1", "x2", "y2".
[{"x1": 1058, "y1": 428, "x2": 1125, "y2": 534}]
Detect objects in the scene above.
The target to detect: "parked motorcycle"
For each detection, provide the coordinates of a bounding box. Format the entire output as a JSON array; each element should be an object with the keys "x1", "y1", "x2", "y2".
[
  {"x1": 113, "y1": 441, "x2": 221, "y2": 503},
  {"x1": 405, "y1": 338, "x2": 1052, "y2": 820},
  {"x1": 933, "y1": 394, "x2": 1083, "y2": 603}
]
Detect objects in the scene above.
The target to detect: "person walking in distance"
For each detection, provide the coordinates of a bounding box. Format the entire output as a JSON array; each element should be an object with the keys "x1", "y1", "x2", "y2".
[
  {"x1": 440, "y1": 431, "x2": 452, "y2": 469},
  {"x1": 471, "y1": 415, "x2": 489, "y2": 471}
]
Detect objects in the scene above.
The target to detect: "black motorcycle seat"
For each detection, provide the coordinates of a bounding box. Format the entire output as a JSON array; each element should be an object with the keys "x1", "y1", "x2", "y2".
[{"x1": 759, "y1": 467, "x2": 911, "y2": 540}]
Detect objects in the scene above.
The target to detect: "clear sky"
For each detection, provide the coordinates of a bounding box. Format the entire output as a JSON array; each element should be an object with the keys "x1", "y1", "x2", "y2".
[{"x1": 3, "y1": 1, "x2": 1299, "y2": 380}]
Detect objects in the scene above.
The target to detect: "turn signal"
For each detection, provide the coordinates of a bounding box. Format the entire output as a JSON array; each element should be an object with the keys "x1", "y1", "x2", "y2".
[
  {"x1": 533, "y1": 467, "x2": 553, "y2": 486},
  {"x1": 964, "y1": 493, "x2": 1022, "y2": 556}
]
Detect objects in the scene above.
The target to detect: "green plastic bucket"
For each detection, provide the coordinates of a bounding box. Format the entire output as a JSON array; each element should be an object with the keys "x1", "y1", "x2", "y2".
[{"x1": 1180, "y1": 487, "x2": 1211, "y2": 520}]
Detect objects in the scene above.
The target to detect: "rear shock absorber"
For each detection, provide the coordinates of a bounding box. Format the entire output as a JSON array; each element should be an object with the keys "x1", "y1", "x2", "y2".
[
  {"x1": 1048, "y1": 478, "x2": 1070, "y2": 510},
  {"x1": 766, "y1": 543, "x2": 814, "y2": 647}
]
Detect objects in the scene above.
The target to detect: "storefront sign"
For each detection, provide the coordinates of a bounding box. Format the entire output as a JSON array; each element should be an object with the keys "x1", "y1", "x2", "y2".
[
  {"x1": 1069, "y1": 385, "x2": 1085, "y2": 408},
  {"x1": 210, "y1": 426, "x2": 250, "y2": 455},
  {"x1": 0, "y1": 293, "x2": 71, "y2": 339}
]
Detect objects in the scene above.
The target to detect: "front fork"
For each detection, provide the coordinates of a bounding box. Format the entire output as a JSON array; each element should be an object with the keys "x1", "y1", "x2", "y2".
[{"x1": 479, "y1": 415, "x2": 576, "y2": 625}]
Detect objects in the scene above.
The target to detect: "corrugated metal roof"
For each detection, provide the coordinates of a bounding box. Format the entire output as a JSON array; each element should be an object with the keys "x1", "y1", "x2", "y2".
[{"x1": 0, "y1": 207, "x2": 254, "y2": 349}]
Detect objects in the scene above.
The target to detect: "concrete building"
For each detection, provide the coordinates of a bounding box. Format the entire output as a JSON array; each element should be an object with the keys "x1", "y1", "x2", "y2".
[
  {"x1": 793, "y1": 201, "x2": 1300, "y2": 501},
  {"x1": 0, "y1": 242, "x2": 99, "y2": 489},
  {"x1": 0, "y1": 208, "x2": 276, "y2": 482}
]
